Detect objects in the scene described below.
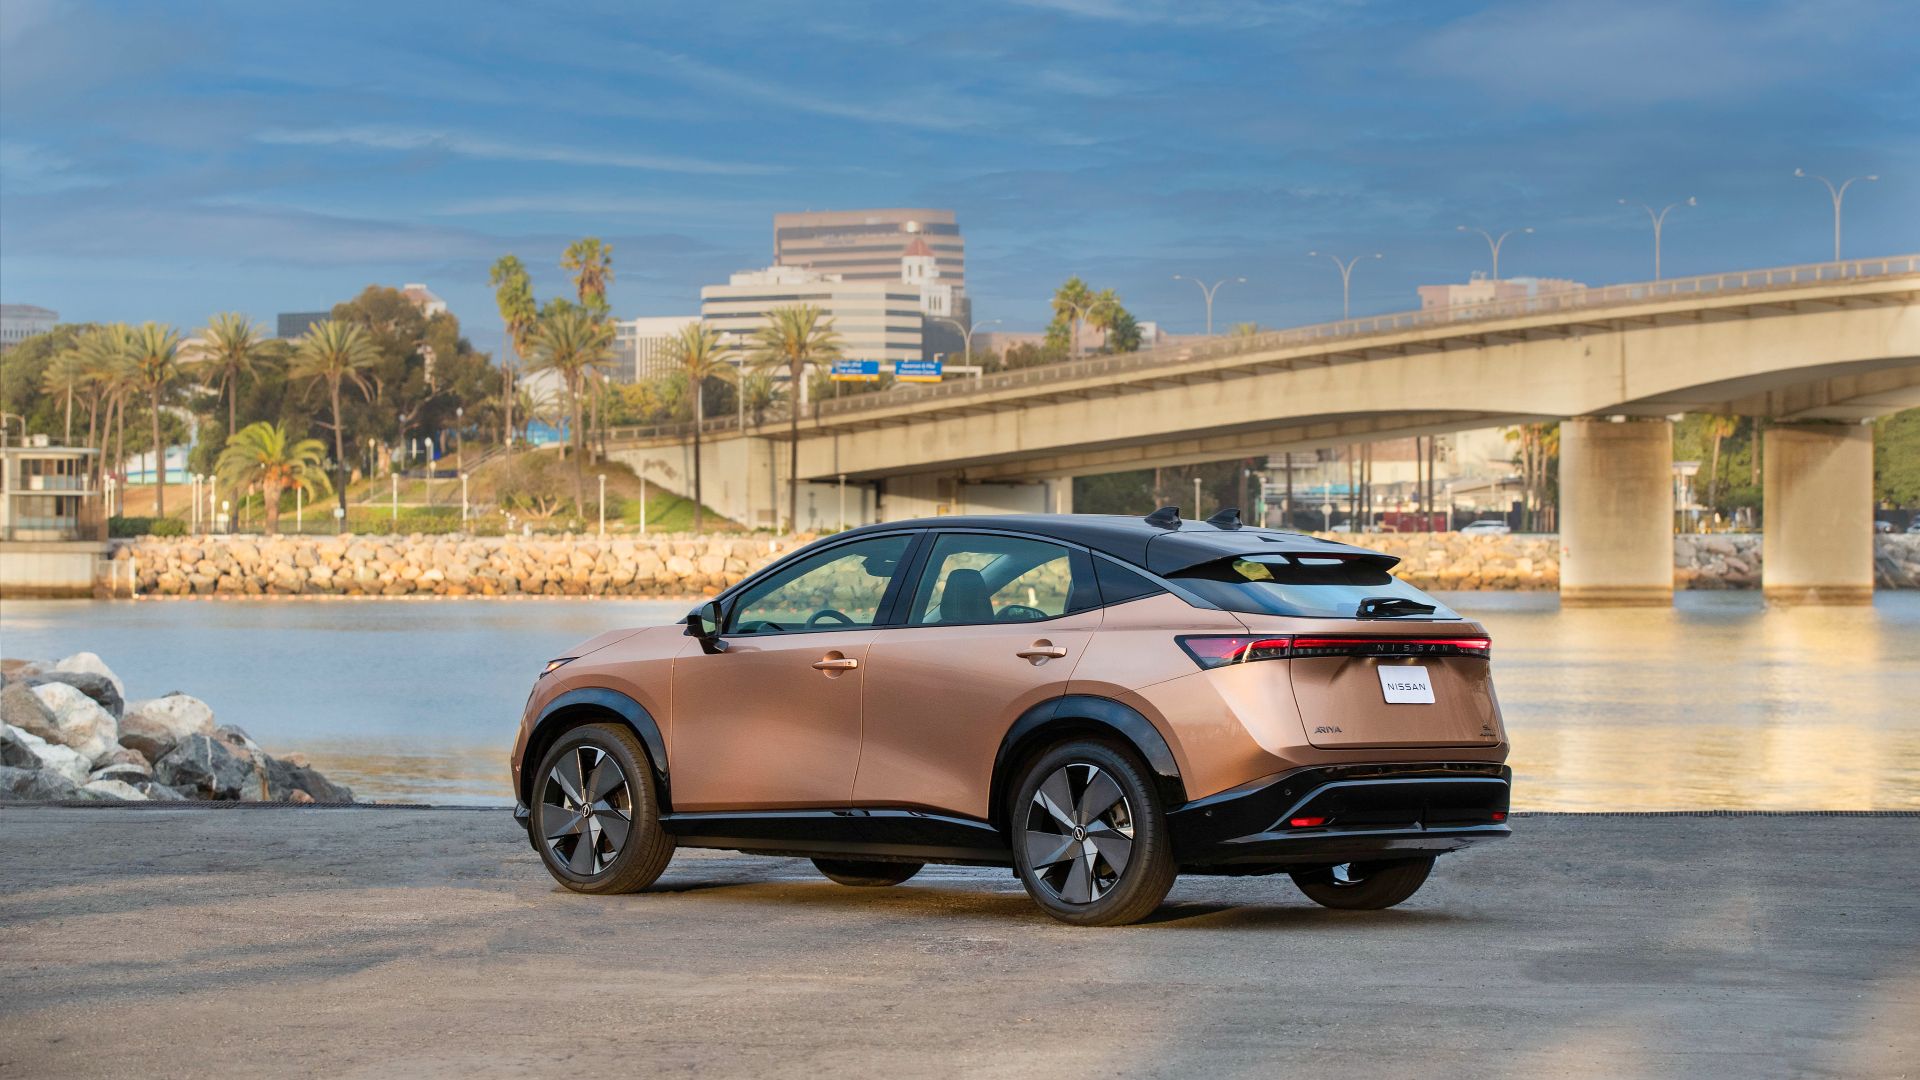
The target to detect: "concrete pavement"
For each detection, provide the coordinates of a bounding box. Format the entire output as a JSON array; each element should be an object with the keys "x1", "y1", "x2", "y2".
[{"x1": 1, "y1": 808, "x2": 1915, "y2": 1079}]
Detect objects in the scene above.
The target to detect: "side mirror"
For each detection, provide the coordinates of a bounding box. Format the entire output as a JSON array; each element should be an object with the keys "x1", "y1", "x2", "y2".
[{"x1": 685, "y1": 599, "x2": 727, "y2": 654}]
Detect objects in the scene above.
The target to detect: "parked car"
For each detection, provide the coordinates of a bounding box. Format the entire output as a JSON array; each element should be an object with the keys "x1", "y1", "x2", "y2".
[
  {"x1": 1459, "y1": 519, "x2": 1512, "y2": 535},
  {"x1": 1875, "y1": 520, "x2": 1895, "y2": 534},
  {"x1": 1909, "y1": 518, "x2": 1920, "y2": 534},
  {"x1": 511, "y1": 509, "x2": 1511, "y2": 926}
]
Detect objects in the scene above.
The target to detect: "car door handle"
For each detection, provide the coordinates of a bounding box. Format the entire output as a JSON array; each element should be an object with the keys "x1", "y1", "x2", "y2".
[
  {"x1": 1016, "y1": 645, "x2": 1069, "y2": 660},
  {"x1": 811, "y1": 657, "x2": 860, "y2": 671}
]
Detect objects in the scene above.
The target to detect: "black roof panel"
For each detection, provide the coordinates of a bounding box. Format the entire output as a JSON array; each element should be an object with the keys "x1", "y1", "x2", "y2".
[{"x1": 839, "y1": 514, "x2": 1400, "y2": 574}]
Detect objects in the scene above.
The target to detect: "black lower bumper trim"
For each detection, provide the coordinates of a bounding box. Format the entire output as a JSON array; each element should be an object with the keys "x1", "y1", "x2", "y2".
[{"x1": 1169, "y1": 762, "x2": 1511, "y2": 867}]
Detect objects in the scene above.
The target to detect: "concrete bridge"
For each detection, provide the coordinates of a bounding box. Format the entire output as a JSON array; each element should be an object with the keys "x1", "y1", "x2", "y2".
[{"x1": 607, "y1": 255, "x2": 1920, "y2": 605}]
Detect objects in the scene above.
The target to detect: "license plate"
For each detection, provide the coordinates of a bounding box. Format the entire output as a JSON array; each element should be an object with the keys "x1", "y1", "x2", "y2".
[{"x1": 1378, "y1": 665, "x2": 1435, "y2": 704}]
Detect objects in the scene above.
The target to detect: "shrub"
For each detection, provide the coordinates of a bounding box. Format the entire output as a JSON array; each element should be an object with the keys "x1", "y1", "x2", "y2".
[{"x1": 109, "y1": 516, "x2": 186, "y2": 538}]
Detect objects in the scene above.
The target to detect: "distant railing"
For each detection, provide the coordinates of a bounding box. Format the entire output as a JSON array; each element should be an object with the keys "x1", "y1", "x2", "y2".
[{"x1": 605, "y1": 254, "x2": 1920, "y2": 443}]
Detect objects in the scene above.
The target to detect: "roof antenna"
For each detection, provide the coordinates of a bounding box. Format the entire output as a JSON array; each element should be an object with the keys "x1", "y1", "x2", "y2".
[
  {"x1": 1206, "y1": 507, "x2": 1243, "y2": 530},
  {"x1": 1144, "y1": 505, "x2": 1182, "y2": 529}
]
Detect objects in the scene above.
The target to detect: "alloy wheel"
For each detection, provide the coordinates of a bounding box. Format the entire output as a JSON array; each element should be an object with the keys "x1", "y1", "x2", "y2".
[
  {"x1": 540, "y1": 744, "x2": 633, "y2": 876},
  {"x1": 1022, "y1": 762, "x2": 1135, "y2": 904}
]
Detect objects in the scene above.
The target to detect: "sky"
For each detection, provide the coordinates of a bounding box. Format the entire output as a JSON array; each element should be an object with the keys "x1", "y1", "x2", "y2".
[{"x1": 2, "y1": 0, "x2": 1915, "y2": 357}]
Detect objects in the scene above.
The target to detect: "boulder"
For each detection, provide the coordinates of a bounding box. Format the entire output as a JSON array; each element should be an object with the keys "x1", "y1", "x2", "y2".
[
  {"x1": 90, "y1": 762, "x2": 154, "y2": 785},
  {"x1": 29, "y1": 682, "x2": 119, "y2": 763},
  {"x1": 0, "y1": 764, "x2": 85, "y2": 801},
  {"x1": 27, "y1": 670, "x2": 124, "y2": 720},
  {"x1": 0, "y1": 681, "x2": 60, "y2": 743},
  {"x1": 153, "y1": 733, "x2": 261, "y2": 800},
  {"x1": 98, "y1": 745, "x2": 151, "y2": 771},
  {"x1": 214, "y1": 724, "x2": 263, "y2": 756},
  {"x1": 81, "y1": 778, "x2": 147, "y2": 801},
  {"x1": 261, "y1": 753, "x2": 355, "y2": 803},
  {"x1": 6, "y1": 724, "x2": 92, "y2": 785},
  {"x1": 137, "y1": 780, "x2": 189, "y2": 801},
  {"x1": 120, "y1": 693, "x2": 216, "y2": 762},
  {"x1": 52, "y1": 651, "x2": 125, "y2": 701}
]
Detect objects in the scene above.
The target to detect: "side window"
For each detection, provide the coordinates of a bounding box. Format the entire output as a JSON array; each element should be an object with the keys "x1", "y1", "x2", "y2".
[
  {"x1": 909, "y1": 534, "x2": 1096, "y2": 626},
  {"x1": 729, "y1": 535, "x2": 911, "y2": 635},
  {"x1": 1095, "y1": 556, "x2": 1166, "y2": 606}
]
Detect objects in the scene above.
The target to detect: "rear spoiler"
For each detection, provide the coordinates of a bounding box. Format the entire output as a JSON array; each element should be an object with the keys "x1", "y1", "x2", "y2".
[{"x1": 1141, "y1": 528, "x2": 1402, "y2": 576}]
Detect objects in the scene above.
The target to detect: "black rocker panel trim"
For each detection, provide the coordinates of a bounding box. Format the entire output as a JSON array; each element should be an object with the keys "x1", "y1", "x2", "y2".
[
  {"x1": 528, "y1": 687, "x2": 669, "y2": 806},
  {"x1": 988, "y1": 694, "x2": 1186, "y2": 831},
  {"x1": 662, "y1": 809, "x2": 1012, "y2": 867}
]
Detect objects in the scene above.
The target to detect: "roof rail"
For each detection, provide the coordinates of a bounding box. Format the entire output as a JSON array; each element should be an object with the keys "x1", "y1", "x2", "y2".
[
  {"x1": 1206, "y1": 507, "x2": 1242, "y2": 529},
  {"x1": 1144, "y1": 505, "x2": 1182, "y2": 529}
]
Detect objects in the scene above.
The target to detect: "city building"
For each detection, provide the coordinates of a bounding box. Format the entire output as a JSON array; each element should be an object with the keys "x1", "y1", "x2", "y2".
[
  {"x1": 401, "y1": 283, "x2": 448, "y2": 317},
  {"x1": 0, "y1": 304, "x2": 58, "y2": 351},
  {"x1": 701, "y1": 265, "x2": 926, "y2": 372},
  {"x1": 276, "y1": 311, "x2": 330, "y2": 339},
  {"x1": 1417, "y1": 274, "x2": 1587, "y2": 311},
  {"x1": 613, "y1": 315, "x2": 701, "y2": 383},
  {"x1": 0, "y1": 436, "x2": 107, "y2": 598},
  {"x1": 774, "y1": 209, "x2": 965, "y2": 288}
]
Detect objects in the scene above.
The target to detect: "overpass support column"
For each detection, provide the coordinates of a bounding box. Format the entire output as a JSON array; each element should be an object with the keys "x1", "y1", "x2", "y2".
[
  {"x1": 1047, "y1": 478, "x2": 1074, "y2": 515},
  {"x1": 1559, "y1": 418, "x2": 1673, "y2": 607},
  {"x1": 1762, "y1": 423, "x2": 1874, "y2": 604}
]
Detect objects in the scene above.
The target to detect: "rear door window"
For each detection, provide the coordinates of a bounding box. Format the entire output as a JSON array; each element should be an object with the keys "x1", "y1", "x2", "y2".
[
  {"x1": 908, "y1": 534, "x2": 1097, "y2": 625},
  {"x1": 1170, "y1": 553, "x2": 1459, "y2": 620}
]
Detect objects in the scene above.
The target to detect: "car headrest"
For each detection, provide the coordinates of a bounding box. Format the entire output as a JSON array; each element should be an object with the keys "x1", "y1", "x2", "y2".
[{"x1": 940, "y1": 568, "x2": 995, "y2": 624}]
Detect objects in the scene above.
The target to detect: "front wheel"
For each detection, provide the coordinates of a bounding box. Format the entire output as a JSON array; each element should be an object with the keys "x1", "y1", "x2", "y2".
[
  {"x1": 1290, "y1": 857, "x2": 1433, "y2": 910},
  {"x1": 1010, "y1": 740, "x2": 1176, "y2": 927},
  {"x1": 811, "y1": 858, "x2": 923, "y2": 887},
  {"x1": 532, "y1": 722, "x2": 675, "y2": 894}
]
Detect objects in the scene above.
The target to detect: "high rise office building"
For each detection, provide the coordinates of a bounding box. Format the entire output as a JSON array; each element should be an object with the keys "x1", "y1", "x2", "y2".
[{"x1": 773, "y1": 209, "x2": 964, "y2": 288}]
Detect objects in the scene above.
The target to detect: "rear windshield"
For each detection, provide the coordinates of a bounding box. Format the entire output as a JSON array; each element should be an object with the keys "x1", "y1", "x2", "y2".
[{"x1": 1170, "y1": 554, "x2": 1459, "y2": 620}]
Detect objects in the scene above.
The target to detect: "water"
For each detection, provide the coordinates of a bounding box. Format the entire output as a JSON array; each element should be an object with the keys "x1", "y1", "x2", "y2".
[{"x1": 4, "y1": 593, "x2": 1917, "y2": 809}]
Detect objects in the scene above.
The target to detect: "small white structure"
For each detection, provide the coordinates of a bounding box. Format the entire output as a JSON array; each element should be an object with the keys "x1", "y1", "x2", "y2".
[{"x1": 1, "y1": 437, "x2": 108, "y2": 597}]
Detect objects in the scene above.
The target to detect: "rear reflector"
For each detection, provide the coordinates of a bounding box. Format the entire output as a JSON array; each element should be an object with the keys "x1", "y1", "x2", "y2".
[
  {"x1": 1491, "y1": 812, "x2": 1507, "y2": 823},
  {"x1": 1178, "y1": 634, "x2": 1490, "y2": 668},
  {"x1": 1288, "y1": 816, "x2": 1328, "y2": 828}
]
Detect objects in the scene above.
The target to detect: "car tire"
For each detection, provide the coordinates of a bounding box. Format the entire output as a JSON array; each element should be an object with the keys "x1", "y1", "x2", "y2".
[
  {"x1": 811, "y1": 858, "x2": 924, "y2": 887},
  {"x1": 1009, "y1": 740, "x2": 1176, "y2": 927},
  {"x1": 1290, "y1": 857, "x2": 1433, "y2": 910},
  {"x1": 531, "y1": 722, "x2": 675, "y2": 894}
]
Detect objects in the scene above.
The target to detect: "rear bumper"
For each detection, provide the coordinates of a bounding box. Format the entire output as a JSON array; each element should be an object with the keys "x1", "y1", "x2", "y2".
[{"x1": 1168, "y1": 762, "x2": 1511, "y2": 868}]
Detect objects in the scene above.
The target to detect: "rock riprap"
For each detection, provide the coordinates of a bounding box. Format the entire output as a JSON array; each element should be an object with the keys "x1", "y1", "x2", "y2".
[{"x1": 0, "y1": 652, "x2": 353, "y2": 804}]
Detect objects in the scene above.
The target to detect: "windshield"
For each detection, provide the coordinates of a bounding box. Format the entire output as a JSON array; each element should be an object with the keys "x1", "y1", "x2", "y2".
[{"x1": 1169, "y1": 554, "x2": 1459, "y2": 620}]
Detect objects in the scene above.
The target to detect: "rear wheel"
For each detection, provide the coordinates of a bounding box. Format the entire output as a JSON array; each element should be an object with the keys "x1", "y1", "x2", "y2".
[
  {"x1": 811, "y1": 858, "x2": 923, "y2": 887},
  {"x1": 1290, "y1": 857, "x2": 1433, "y2": 910},
  {"x1": 1010, "y1": 740, "x2": 1176, "y2": 927},
  {"x1": 532, "y1": 722, "x2": 675, "y2": 894}
]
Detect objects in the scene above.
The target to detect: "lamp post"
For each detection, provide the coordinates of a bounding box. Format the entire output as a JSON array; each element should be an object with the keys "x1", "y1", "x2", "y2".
[
  {"x1": 1618, "y1": 196, "x2": 1695, "y2": 280},
  {"x1": 1059, "y1": 297, "x2": 1117, "y2": 359},
  {"x1": 597, "y1": 473, "x2": 606, "y2": 537},
  {"x1": 1171, "y1": 275, "x2": 1246, "y2": 336},
  {"x1": 1794, "y1": 168, "x2": 1879, "y2": 261},
  {"x1": 1306, "y1": 252, "x2": 1381, "y2": 319},
  {"x1": 1456, "y1": 225, "x2": 1532, "y2": 281},
  {"x1": 931, "y1": 317, "x2": 1001, "y2": 367}
]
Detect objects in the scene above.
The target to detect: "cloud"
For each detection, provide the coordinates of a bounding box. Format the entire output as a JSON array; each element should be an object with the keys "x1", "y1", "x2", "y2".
[
  {"x1": 252, "y1": 126, "x2": 785, "y2": 176},
  {"x1": 0, "y1": 141, "x2": 106, "y2": 194},
  {"x1": 1005, "y1": 0, "x2": 1326, "y2": 26}
]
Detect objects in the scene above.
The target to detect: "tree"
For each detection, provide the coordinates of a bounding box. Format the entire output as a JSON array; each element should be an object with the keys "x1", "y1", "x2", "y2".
[
  {"x1": 40, "y1": 340, "x2": 90, "y2": 443},
  {"x1": 490, "y1": 255, "x2": 538, "y2": 449},
  {"x1": 1703, "y1": 414, "x2": 1740, "y2": 513},
  {"x1": 1049, "y1": 277, "x2": 1098, "y2": 357},
  {"x1": 750, "y1": 304, "x2": 843, "y2": 528},
  {"x1": 215, "y1": 421, "x2": 331, "y2": 536},
  {"x1": 1504, "y1": 423, "x2": 1561, "y2": 531},
  {"x1": 666, "y1": 322, "x2": 737, "y2": 531},
  {"x1": 80, "y1": 324, "x2": 136, "y2": 486},
  {"x1": 194, "y1": 312, "x2": 276, "y2": 438},
  {"x1": 290, "y1": 320, "x2": 380, "y2": 529},
  {"x1": 526, "y1": 307, "x2": 615, "y2": 511},
  {"x1": 561, "y1": 238, "x2": 614, "y2": 317},
  {"x1": 126, "y1": 322, "x2": 184, "y2": 516}
]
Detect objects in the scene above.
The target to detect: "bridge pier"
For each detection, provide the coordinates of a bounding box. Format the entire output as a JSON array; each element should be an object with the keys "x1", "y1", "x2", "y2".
[
  {"x1": 1048, "y1": 478, "x2": 1073, "y2": 515},
  {"x1": 1762, "y1": 423, "x2": 1875, "y2": 604},
  {"x1": 1559, "y1": 418, "x2": 1674, "y2": 607}
]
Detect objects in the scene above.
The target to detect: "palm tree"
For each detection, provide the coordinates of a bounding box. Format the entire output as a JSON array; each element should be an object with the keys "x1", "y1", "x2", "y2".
[
  {"x1": 290, "y1": 320, "x2": 380, "y2": 530},
  {"x1": 41, "y1": 341, "x2": 90, "y2": 444},
  {"x1": 561, "y1": 238, "x2": 614, "y2": 316},
  {"x1": 1704, "y1": 414, "x2": 1741, "y2": 514},
  {"x1": 215, "y1": 421, "x2": 331, "y2": 536},
  {"x1": 667, "y1": 322, "x2": 737, "y2": 531},
  {"x1": 490, "y1": 255, "x2": 538, "y2": 449},
  {"x1": 527, "y1": 307, "x2": 615, "y2": 511},
  {"x1": 739, "y1": 371, "x2": 785, "y2": 427},
  {"x1": 749, "y1": 304, "x2": 842, "y2": 529},
  {"x1": 126, "y1": 322, "x2": 184, "y2": 516},
  {"x1": 194, "y1": 313, "x2": 274, "y2": 438},
  {"x1": 78, "y1": 324, "x2": 135, "y2": 491}
]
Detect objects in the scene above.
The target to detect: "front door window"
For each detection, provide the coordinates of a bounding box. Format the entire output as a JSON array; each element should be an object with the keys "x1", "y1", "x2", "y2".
[{"x1": 730, "y1": 535, "x2": 912, "y2": 634}]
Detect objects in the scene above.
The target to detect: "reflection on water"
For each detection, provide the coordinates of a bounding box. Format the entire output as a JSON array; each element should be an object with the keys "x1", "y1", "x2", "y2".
[{"x1": 3, "y1": 593, "x2": 1916, "y2": 809}]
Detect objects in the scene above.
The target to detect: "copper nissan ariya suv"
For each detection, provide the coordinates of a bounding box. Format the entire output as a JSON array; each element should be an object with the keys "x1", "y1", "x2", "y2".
[{"x1": 511, "y1": 508, "x2": 1510, "y2": 926}]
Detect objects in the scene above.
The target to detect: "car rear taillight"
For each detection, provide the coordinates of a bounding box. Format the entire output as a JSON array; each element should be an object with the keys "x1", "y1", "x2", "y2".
[
  {"x1": 1287, "y1": 815, "x2": 1328, "y2": 828},
  {"x1": 1177, "y1": 634, "x2": 1491, "y2": 669}
]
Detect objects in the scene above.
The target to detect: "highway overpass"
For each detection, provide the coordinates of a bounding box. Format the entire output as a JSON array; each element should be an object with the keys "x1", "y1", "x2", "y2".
[{"x1": 607, "y1": 255, "x2": 1920, "y2": 604}]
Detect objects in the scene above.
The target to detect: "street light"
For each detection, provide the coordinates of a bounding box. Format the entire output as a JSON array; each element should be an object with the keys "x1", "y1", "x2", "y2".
[
  {"x1": 1058, "y1": 296, "x2": 1118, "y2": 359},
  {"x1": 1456, "y1": 225, "x2": 1533, "y2": 281},
  {"x1": 1794, "y1": 168, "x2": 1879, "y2": 261},
  {"x1": 1306, "y1": 253, "x2": 1381, "y2": 319},
  {"x1": 1171, "y1": 275, "x2": 1246, "y2": 336},
  {"x1": 597, "y1": 473, "x2": 606, "y2": 537},
  {"x1": 1618, "y1": 196, "x2": 1695, "y2": 280},
  {"x1": 931, "y1": 317, "x2": 1002, "y2": 368}
]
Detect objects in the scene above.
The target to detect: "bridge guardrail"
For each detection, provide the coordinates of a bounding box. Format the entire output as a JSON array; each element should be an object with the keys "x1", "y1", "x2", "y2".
[{"x1": 606, "y1": 254, "x2": 1920, "y2": 444}]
